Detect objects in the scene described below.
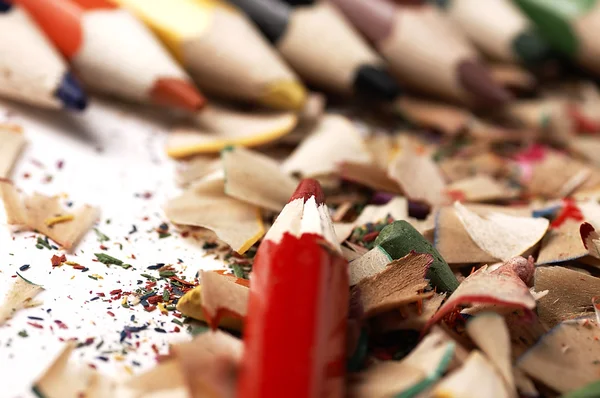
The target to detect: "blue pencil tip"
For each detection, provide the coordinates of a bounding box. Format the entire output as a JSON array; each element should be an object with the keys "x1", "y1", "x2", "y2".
[
  {"x1": 0, "y1": 1, "x2": 12, "y2": 12},
  {"x1": 54, "y1": 72, "x2": 88, "y2": 111}
]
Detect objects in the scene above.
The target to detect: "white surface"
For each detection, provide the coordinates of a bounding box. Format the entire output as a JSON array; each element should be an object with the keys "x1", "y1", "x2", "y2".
[{"x1": 0, "y1": 97, "x2": 224, "y2": 398}]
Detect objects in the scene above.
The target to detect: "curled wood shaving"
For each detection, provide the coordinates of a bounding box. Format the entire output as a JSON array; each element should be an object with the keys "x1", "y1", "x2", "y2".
[
  {"x1": 0, "y1": 180, "x2": 98, "y2": 251},
  {"x1": 372, "y1": 293, "x2": 446, "y2": 333},
  {"x1": 352, "y1": 251, "x2": 433, "y2": 318},
  {"x1": 165, "y1": 175, "x2": 264, "y2": 254},
  {"x1": 282, "y1": 114, "x2": 372, "y2": 177},
  {"x1": 222, "y1": 146, "x2": 297, "y2": 212},
  {"x1": 518, "y1": 318, "x2": 600, "y2": 394},
  {"x1": 0, "y1": 275, "x2": 43, "y2": 325},
  {"x1": 348, "y1": 245, "x2": 391, "y2": 286},
  {"x1": 454, "y1": 202, "x2": 548, "y2": 261}
]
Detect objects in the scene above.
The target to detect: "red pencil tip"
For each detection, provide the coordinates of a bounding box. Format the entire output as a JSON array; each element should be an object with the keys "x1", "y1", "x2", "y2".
[
  {"x1": 458, "y1": 60, "x2": 512, "y2": 107},
  {"x1": 289, "y1": 178, "x2": 324, "y2": 204},
  {"x1": 150, "y1": 78, "x2": 206, "y2": 112},
  {"x1": 580, "y1": 222, "x2": 595, "y2": 249}
]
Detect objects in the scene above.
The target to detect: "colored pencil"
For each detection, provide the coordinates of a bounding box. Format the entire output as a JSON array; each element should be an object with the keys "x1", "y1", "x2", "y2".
[
  {"x1": 229, "y1": 0, "x2": 401, "y2": 101},
  {"x1": 329, "y1": 0, "x2": 511, "y2": 106},
  {"x1": 238, "y1": 179, "x2": 348, "y2": 398},
  {"x1": 515, "y1": 0, "x2": 600, "y2": 75},
  {"x1": 13, "y1": 0, "x2": 205, "y2": 111},
  {"x1": 0, "y1": 1, "x2": 87, "y2": 110},
  {"x1": 433, "y1": 0, "x2": 555, "y2": 66},
  {"x1": 112, "y1": 0, "x2": 306, "y2": 111}
]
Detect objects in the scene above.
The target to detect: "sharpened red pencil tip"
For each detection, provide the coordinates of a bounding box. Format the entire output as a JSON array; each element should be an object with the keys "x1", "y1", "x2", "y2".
[
  {"x1": 289, "y1": 178, "x2": 325, "y2": 204},
  {"x1": 580, "y1": 222, "x2": 595, "y2": 249}
]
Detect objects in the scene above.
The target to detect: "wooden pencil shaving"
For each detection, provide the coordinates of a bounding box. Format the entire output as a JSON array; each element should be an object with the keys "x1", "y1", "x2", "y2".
[
  {"x1": 352, "y1": 251, "x2": 433, "y2": 318},
  {"x1": 372, "y1": 293, "x2": 446, "y2": 333},
  {"x1": 0, "y1": 275, "x2": 43, "y2": 325},
  {"x1": 176, "y1": 156, "x2": 221, "y2": 187},
  {"x1": 282, "y1": 114, "x2": 372, "y2": 177},
  {"x1": 222, "y1": 146, "x2": 297, "y2": 212},
  {"x1": 339, "y1": 161, "x2": 401, "y2": 193},
  {"x1": 454, "y1": 202, "x2": 549, "y2": 261},
  {"x1": 518, "y1": 318, "x2": 600, "y2": 394},
  {"x1": 0, "y1": 123, "x2": 26, "y2": 179},
  {"x1": 165, "y1": 174, "x2": 264, "y2": 254},
  {"x1": 0, "y1": 180, "x2": 98, "y2": 251},
  {"x1": 167, "y1": 102, "x2": 298, "y2": 157},
  {"x1": 177, "y1": 271, "x2": 249, "y2": 331},
  {"x1": 394, "y1": 96, "x2": 471, "y2": 136},
  {"x1": 446, "y1": 174, "x2": 519, "y2": 202},
  {"x1": 348, "y1": 245, "x2": 391, "y2": 286}
]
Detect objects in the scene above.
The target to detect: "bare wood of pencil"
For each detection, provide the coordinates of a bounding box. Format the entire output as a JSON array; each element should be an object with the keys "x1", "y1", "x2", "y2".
[
  {"x1": 228, "y1": 0, "x2": 402, "y2": 102},
  {"x1": 325, "y1": 0, "x2": 512, "y2": 107}
]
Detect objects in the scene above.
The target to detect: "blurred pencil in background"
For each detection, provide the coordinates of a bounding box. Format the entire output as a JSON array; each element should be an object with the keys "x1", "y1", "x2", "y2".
[
  {"x1": 13, "y1": 0, "x2": 206, "y2": 112},
  {"x1": 329, "y1": 0, "x2": 512, "y2": 106},
  {"x1": 114, "y1": 0, "x2": 306, "y2": 111},
  {"x1": 515, "y1": 0, "x2": 600, "y2": 75},
  {"x1": 229, "y1": 0, "x2": 402, "y2": 101},
  {"x1": 0, "y1": 1, "x2": 87, "y2": 111},
  {"x1": 433, "y1": 0, "x2": 555, "y2": 67}
]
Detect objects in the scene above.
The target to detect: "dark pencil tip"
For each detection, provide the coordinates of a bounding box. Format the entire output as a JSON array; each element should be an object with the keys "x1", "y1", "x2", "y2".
[
  {"x1": 290, "y1": 178, "x2": 325, "y2": 205},
  {"x1": 54, "y1": 72, "x2": 88, "y2": 111},
  {"x1": 458, "y1": 60, "x2": 512, "y2": 107},
  {"x1": 0, "y1": 1, "x2": 11, "y2": 12},
  {"x1": 354, "y1": 65, "x2": 402, "y2": 102},
  {"x1": 512, "y1": 28, "x2": 556, "y2": 66}
]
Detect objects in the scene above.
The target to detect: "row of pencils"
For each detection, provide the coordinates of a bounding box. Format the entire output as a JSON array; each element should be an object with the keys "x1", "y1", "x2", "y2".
[{"x1": 2, "y1": 0, "x2": 599, "y2": 114}]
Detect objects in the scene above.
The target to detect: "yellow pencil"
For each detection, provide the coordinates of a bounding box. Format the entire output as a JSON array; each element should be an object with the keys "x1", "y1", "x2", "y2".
[{"x1": 112, "y1": 0, "x2": 307, "y2": 110}]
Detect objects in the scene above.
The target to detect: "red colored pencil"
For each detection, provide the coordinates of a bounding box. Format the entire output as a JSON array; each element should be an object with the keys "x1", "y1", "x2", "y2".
[{"x1": 238, "y1": 179, "x2": 349, "y2": 398}]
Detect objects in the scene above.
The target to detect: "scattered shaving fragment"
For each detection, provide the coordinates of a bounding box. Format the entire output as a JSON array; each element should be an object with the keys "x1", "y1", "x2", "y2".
[
  {"x1": 177, "y1": 271, "x2": 249, "y2": 331},
  {"x1": 348, "y1": 245, "x2": 391, "y2": 286},
  {"x1": 282, "y1": 114, "x2": 372, "y2": 177},
  {"x1": 348, "y1": 329, "x2": 455, "y2": 398},
  {"x1": 167, "y1": 102, "x2": 297, "y2": 157},
  {"x1": 0, "y1": 180, "x2": 99, "y2": 251},
  {"x1": 433, "y1": 351, "x2": 510, "y2": 398},
  {"x1": 334, "y1": 197, "x2": 408, "y2": 242},
  {"x1": 352, "y1": 251, "x2": 432, "y2": 318},
  {"x1": 0, "y1": 274, "x2": 44, "y2": 325},
  {"x1": 222, "y1": 146, "x2": 297, "y2": 212},
  {"x1": 446, "y1": 175, "x2": 518, "y2": 202},
  {"x1": 373, "y1": 293, "x2": 446, "y2": 333},
  {"x1": 176, "y1": 156, "x2": 221, "y2": 186},
  {"x1": 518, "y1": 318, "x2": 600, "y2": 394},
  {"x1": 535, "y1": 266, "x2": 600, "y2": 328},
  {"x1": 0, "y1": 123, "x2": 26, "y2": 179},
  {"x1": 165, "y1": 174, "x2": 264, "y2": 254},
  {"x1": 394, "y1": 97, "x2": 471, "y2": 136},
  {"x1": 339, "y1": 161, "x2": 401, "y2": 193},
  {"x1": 424, "y1": 257, "x2": 537, "y2": 332},
  {"x1": 466, "y1": 313, "x2": 515, "y2": 395},
  {"x1": 388, "y1": 146, "x2": 448, "y2": 207},
  {"x1": 454, "y1": 202, "x2": 548, "y2": 261},
  {"x1": 537, "y1": 218, "x2": 588, "y2": 264},
  {"x1": 524, "y1": 150, "x2": 591, "y2": 199}
]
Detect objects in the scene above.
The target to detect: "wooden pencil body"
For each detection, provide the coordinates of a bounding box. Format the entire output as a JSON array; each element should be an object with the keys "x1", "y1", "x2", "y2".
[
  {"x1": 278, "y1": 2, "x2": 382, "y2": 94},
  {"x1": 380, "y1": 8, "x2": 476, "y2": 102},
  {"x1": 117, "y1": 0, "x2": 298, "y2": 103},
  {"x1": 0, "y1": 6, "x2": 65, "y2": 108},
  {"x1": 74, "y1": 9, "x2": 191, "y2": 102},
  {"x1": 574, "y1": 5, "x2": 600, "y2": 73},
  {"x1": 443, "y1": 0, "x2": 529, "y2": 63}
]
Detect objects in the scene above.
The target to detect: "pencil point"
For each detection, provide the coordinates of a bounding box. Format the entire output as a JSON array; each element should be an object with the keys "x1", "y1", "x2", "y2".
[
  {"x1": 0, "y1": 1, "x2": 12, "y2": 12},
  {"x1": 54, "y1": 72, "x2": 88, "y2": 111},
  {"x1": 354, "y1": 65, "x2": 402, "y2": 102},
  {"x1": 151, "y1": 78, "x2": 206, "y2": 112},
  {"x1": 458, "y1": 60, "x2": 512, "y2": 107},
  {"x1": 290, "y1": 178, "x2": 325, "y2": 204},
  {"x1": 260, "y1": 80, "x2": 307, "y2": 111},
  {"x1": 512, "y1": 29, "x2": 555, "y2": 66}
]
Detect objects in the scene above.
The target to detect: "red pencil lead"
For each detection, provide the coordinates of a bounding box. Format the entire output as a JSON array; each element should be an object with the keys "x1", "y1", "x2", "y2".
[{"x1": 289, "y1": 178, "x2": 325, "y2": 204}]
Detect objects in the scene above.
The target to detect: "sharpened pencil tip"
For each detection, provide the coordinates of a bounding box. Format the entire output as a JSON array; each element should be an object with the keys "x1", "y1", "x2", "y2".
[
  {"x1": 0, "y1": 1, "x2": 12, "y2": 12},
  {"x1": 289, "y1": 178, "x2": 325, "y2": 204},
  {"x1": 512, "y1": 29, "x2": 555, "y2": 66},
  {"x1": 151, "y1": 78, "x2": 206, "y2": 112},
  {"x1": 458, "y1": 60, "x2": 512, "y2": 107},
  {"x1": 260, "y1": 80, "x2": 307, "y2": 111},
  {"x1": 354, "y1": 65, "x2": 402, "y2": 102},
  {"x1": 54, "y1": 72, "x2": 88, "y2": 111}
]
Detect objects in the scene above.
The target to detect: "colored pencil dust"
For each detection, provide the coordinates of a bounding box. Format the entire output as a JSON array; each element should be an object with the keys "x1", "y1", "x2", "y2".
[
  {"x1": 231, "y1": 0, "x2": 401, "y2": 101},
  {"x1": 330, "y1": 0, "x2": 511, "y2": 106},
  {"x1": 113, "y1": 0, "x2": 306, "y2": 110},
  {"x1": 0, "y1": 1, "x2": 87, "y2": 110},
  {"x1": 238, "y1": 179, "x2": 349, "y2": 398},
  {"x1": 13, "y1": 0, "x2": 205, "y2": 111}
]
